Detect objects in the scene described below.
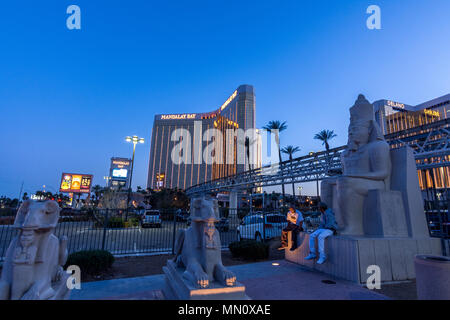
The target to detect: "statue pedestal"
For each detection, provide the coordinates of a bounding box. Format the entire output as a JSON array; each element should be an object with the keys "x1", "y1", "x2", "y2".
[
  {"x1": 285, "y1": 232, "x2": 442, "y2": 284},
  {"x1": 162, "y1": 260, "x2": 249, "y2": 300}
]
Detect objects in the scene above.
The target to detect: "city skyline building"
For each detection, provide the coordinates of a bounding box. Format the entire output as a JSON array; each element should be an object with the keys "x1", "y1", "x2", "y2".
[
  {"x1": 374, "y1": 93, "x2": 450, "y2": 190},
  {"x1": 147, "y1": 85, "x2": 258, "y2": 190}
]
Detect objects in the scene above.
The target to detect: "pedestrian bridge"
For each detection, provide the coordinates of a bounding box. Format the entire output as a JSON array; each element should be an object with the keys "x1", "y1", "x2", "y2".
[{"x1": 186, "y1": 118, "x2": 450, "y2": 196}]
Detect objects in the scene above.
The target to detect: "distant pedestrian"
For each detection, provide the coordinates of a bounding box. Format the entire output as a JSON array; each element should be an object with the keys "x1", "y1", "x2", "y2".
[{"x1": 279, "y1": 207, "x2": 304, "y2": 251}]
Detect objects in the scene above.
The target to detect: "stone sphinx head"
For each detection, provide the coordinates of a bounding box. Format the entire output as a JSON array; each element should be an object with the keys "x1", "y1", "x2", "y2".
[
  {"x1": 12, "y1": 200, "x2": 60, "y2": 264},
  {"x1": 190, "y1": 196, "x2": 220, "y2": 249},
  {"x1": 348, "y1": 94, "x2": 384, "y2": 151},
  {"x1": 14, "y1": 200, "x2": 60, "y2": 231},
  {"x1": 190, "y1": 196, "x2": 220, "y2": 223}
]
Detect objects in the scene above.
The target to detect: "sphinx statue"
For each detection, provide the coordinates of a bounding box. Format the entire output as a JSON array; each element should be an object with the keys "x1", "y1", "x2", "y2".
[
  {"x1": 172, "y1": 196, "x2": 236, "y2": 288},
  {"x1": 321, "y1": 94, "x2": 392, "y2": 235},
  {"x1": 0, "y1": 200, "x2": 70, "y2": 300}
]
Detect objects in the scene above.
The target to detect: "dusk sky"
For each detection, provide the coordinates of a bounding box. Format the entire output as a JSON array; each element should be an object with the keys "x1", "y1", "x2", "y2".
[{"x1": 1, "y1": 0, "x2": 449, "y2": 198}]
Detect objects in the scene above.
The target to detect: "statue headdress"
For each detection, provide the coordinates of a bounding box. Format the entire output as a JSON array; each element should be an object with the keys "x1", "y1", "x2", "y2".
[{"x1": 349, "y1": 94, "x2": 384, "y2": 143}]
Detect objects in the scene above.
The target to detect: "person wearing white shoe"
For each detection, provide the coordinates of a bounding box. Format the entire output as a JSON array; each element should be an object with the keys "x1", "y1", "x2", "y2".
[{"x1": 304, "y1": 202, "x2": 338, "y2": 264}]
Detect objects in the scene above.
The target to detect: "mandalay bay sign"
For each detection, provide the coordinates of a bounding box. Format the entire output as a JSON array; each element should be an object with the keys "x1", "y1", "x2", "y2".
[
  {"x1": 170, "y1": 123, "x2": 279, "y2": 174},
  {"x1": 160, "y1": 114, "x2": 198, "y2": 120}
]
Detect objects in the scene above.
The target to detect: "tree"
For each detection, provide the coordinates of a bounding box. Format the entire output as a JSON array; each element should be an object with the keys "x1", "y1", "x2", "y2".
[
  {"x1": 263, "y1": 120, "x2": 288, "y2": 203},
  {"x1": 282, "y1": 145, "x2": 301, "y2": 198},
  {"x1": 91, "y1": 185, "x2": 103, "y2": 207},
  {"x1": 314, "y1": 129, "x2": 337, "y2": 152}
]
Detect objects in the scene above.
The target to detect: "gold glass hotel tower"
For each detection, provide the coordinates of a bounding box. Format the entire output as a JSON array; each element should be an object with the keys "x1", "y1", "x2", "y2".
[
  {"x1": 147, "y1": 85, "x2": 256, "y2": 190},
  {"x1": 373, "y1": 93, "x2": 450, "y2": 191}
]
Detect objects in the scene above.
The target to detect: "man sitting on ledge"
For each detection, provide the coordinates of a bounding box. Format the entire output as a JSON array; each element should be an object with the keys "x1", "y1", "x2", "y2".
[
  {"x1": 278, "y1": 206, "x2": 304, "y2": 251},
  {"x1": 305, "y1": 202, "x2": 338, "y2": 264}
]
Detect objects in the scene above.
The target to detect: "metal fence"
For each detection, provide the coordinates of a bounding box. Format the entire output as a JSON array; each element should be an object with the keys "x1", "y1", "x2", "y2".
[
  {"x1": 0, "y1": 208, "x2": 289, "y2": 261},
  {"x1": 1, "y1": 202, "x2": 448, "y2": 261}
]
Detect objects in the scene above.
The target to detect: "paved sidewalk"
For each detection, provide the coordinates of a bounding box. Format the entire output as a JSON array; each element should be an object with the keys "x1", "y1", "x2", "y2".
[{"x1": 70, "y1": 260, "x2": 389, "y2": 300}]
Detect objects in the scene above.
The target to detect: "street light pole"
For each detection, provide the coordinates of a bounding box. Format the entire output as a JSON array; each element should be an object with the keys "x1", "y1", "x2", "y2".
[
  {"x1": 125, "y1": 135, "x2": 144, "y2": 218},
  {"x1": 103, "y1": 176, "x2": 111, "y2": 188}
]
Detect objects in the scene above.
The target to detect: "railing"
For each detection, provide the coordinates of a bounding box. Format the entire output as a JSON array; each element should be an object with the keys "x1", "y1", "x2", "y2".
[
  {"x1": 186, "y1": 146, "x2": 346, "y2": 196},
  {"x1": 0, "y1": 207, "x2": 289, "y2": 261},
  {"x1": 1, "y1": 202, "x2": 448, "y2": 261}
]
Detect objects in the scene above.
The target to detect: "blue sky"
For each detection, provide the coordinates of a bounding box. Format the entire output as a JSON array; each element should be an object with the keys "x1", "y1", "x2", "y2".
[{"x1": 1, "y1": 0, "x2": 449, "y2": 198}]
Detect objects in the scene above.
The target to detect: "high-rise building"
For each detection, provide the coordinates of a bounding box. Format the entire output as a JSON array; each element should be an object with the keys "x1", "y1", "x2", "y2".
[
  {"x1": 373, "y1": 93, "x2": 450, "y2": 190},
  {"x1": 147, "y1": 85, "x2": 257, "y2": 190}
]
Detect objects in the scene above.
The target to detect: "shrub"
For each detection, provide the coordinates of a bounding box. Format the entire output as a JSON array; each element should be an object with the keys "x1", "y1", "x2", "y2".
[
  {"x1": 228, "y1": 240, "x2": 269, "y2": 260},
  {"x1": 65, "y1": 250, "x2": 114, "y2": 275},
  {"x1": 107, "y1": 216, "x2": 125, "y2": 228},
  {"x1": 127, "y1": 217, "x2": 140, "y2": 227}
]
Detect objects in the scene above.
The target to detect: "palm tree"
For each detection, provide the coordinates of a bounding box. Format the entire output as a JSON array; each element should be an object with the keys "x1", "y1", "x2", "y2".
[
  {"x1": 314, "y1": 129, "x2": 337, "y2": 185},
  {"x1": 92, "y1": 185, "x2": 103, "y2": 206},
  {"x1": 314, "y1": 129, "x2": 337, "y2": 152},
  {"x1": 282, "y1": 145, "x2": 301, "y2": 197},
  {"x1": 263, "y1": 120, "x2": 288, "y2": 203}
]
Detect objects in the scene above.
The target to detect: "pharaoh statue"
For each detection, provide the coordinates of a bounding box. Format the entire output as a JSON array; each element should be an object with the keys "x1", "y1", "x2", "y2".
[
  {"x1": 321, "y1": 94, "x2": 391, "y2": 235},
  {"x1": 0, "y1": 200, "x2": 70, "y2": 300}
]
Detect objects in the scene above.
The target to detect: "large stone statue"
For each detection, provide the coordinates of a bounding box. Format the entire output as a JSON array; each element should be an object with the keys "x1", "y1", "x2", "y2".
[
  {"x1": 286, "y1": 94, "x2": 440, "y2": 285},
  {"x1": 0, "y1": 200, "x2": 70, "y2": 300},
  {"x1": 321, "y1": 94, "x2": 391, "y2": 235},
  {"x1": 173, "y1": 197, "x2": 236, "y2": 288},
  {"x1": 163, "y1": 196, "x2": 247, "y2": 299}
]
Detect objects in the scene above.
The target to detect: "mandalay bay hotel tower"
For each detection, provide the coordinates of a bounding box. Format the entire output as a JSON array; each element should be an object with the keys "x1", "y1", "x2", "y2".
[{"x1": 147, "y1": 85, "x2": 259, "y2": 191}]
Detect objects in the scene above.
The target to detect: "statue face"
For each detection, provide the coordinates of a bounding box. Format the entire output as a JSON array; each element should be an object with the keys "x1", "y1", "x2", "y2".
[
  {"x1": 348, "y1": 123, "x2": 370, "y2": 147},
  {"x1": 14, "y1": 200, "x2": 60, "y2": 231},
  {"x1": 190, "y1": 197, "x2": 220, "y2": 222}
]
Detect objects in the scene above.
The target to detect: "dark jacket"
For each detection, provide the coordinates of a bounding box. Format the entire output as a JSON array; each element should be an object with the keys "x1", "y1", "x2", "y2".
[{"x1": 318, "y1": 208, "x2": 338, "y2": 231}]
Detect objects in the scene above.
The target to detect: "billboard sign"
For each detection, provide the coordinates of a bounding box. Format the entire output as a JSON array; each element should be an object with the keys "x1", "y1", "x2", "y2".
[
  {"x1": 109, "y1": 157, "x2": 131, "y2": 188},
  {"x1": 59, "y1": 173, "x2": 93, "y2": 193},
  {"x1": 112, "y1": 168, "x2": 128, "y2": 178}
]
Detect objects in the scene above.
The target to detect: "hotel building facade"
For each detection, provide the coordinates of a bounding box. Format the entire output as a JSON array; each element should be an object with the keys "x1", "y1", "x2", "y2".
[
  {"x1": 147, "y1": 85, "x2": 259, "y2": 190},
  {"x1": 373, "y1": 93, "x2": 450, "y2": 190}
]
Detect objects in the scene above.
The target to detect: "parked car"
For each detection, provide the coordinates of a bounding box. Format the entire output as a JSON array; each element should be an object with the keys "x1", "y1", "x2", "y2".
[
  {"x1": 141, "y1": 210, "x2": 162, "y2": 228},
  {"x1": 237, "y1": 214, "x2": 287, "y2": 241}
]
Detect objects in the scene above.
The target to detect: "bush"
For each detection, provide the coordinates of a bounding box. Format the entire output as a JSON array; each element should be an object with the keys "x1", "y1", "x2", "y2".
[
  {"x1": 65, "y1": 250, "x2": 114, "y2": 275},
  {"x1": 107, "y1": 216, "x2": 125, "y2": 228},
  {"x1": 228, "y1": 240, "x2": 269, "y2": 260},
  {"x1": 127, "y1": 217, "x2": 140, "y2": 227}
]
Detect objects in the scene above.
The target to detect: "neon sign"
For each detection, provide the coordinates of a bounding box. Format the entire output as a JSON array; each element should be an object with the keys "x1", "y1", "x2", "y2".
[
  {"x1": 160, "y1": 114, "x2": 197, "y2": 120},
  {"x1": 424, "y1": 109, "x2": 440, "y2": 117},
  {"x1": 386, "y1": 100, "x2": 405, "y2": 109},
  {"x1": 220, "y1": 90, "x2": 237, "y2": 111}
]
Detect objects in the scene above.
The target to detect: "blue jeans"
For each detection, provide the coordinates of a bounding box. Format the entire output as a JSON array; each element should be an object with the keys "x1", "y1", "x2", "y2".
[{"x1": 309, "y1": 228, "x2": 334, "y2": 258}]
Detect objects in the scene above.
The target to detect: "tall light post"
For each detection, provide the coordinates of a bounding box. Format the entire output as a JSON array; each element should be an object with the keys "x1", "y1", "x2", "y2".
[
  {"x1": 125, "y1": 135, "x2": 145, "y2": 216},
  {"x1": 103, "y1": 176, "x2": 112, "y2": 188}
]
